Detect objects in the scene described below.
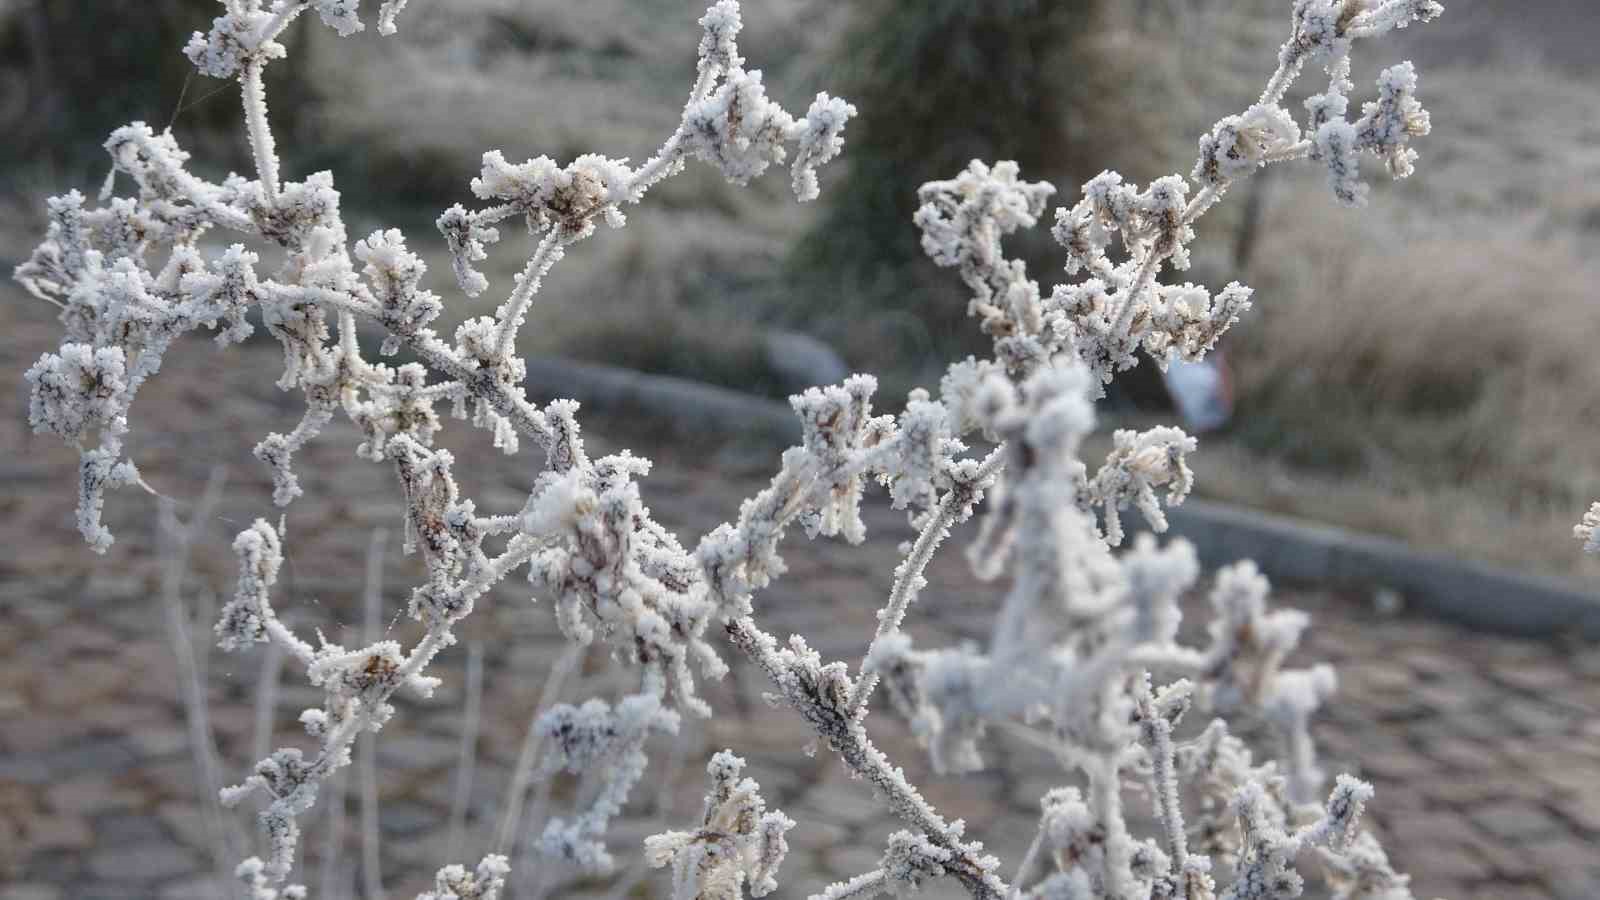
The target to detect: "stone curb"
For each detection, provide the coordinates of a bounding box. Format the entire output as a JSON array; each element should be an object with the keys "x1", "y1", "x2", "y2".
[
  {"x1": 1159, "y1": 501, "x2": 1600, "y2": 639},
  {"x1": 524, "y1": 357, "x2": 1600, "y2": 638},
  {"x1": 524, "y1": 356, "x2": 799, "y2": 443}
]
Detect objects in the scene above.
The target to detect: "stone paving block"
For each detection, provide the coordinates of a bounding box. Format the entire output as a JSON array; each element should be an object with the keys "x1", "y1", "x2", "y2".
[
  {"x1": 154, "y1": 802, "x2": 232, "y2": 855},
  {"x1": 1426, "y1": 773, "x2": 1552, "y2": 808},
  {"x1": 21, "y1": 816, "x2": 92, "y2": 854},
  {"x1": 826, "y1": 843, "x2": 885, "y2": 880},
  {"x1": 0, "y1": 755, "x2": 52, "y2": 785},
  {"x1": 379, "y1": 799, "x2": 444, "y2": 838},
  {"x1": 1551, "y1": 796, "x2": 1600, "y2": 836},
  {"x1": 1358, "y1": 746, "x2": 1438, "y2": 781},
  {"x1": 1377, "y1": 806, "x2": 1488, "y2": 847},
  {"x1": 1403, "y1": 648, "x2": 1475, "y2": 680},
  {"x1": 126, "y1": 725, "x2": 190, "y2": 759},
  {"x1": 33, "y1": 660, "x2": 130, "y2": 710},
  {"x1": 45, "y1": 773, "x2": 142, "y2": 815},
  {"x1": 94, "y1": 811, "x2": 172, "y2": 847},
  {"x1": 43, "y1": 736, "x2": 142, "y2": 779},
  {"x1": 1524, "y1": 835, "x2": 1600, "y2": 883},
  {"x1": 1398, "y1": 840, "x2": 1493, "y2": 883},
  {"x1": 1462, "y1": 832, "x2": 1542, "y2": 880},
  {"x1": 786, "y1": 818, "x2": 850, "y2": 852},
  {"x1": 1442, "y1": 709, "x2": 1524, "y2": 742},
  {"x1": 1411, "y1": 679, "x2": 1487, "y2": 714},
  {"x1": 158, "y1": 874, "x2": 230, "y2": 900},
  {"x1": 1, "y1": 713, "x2": 100, "y2": 755},
  {"x1": 55, "y1": 887, "x2": 126, "y2": 900},
  {"x1": 1499, "y1": 701, "x2": 1579, "y2": 737},
  {"x1": 1468, "y1": 887, "x2": 1554, "y2": 900},
  {"x1": 9, "y1": 388, "x2": 1600, "y2": 900},
  {"x1": 1490, "y1": 662, "x2": 1574, "y2": 694},
  {"x1": 85, "y1": 843, "x2": 200, "y2": 882},
  {"x1": 1526, "y1": 752, "x2": 1600, "y2": 795},
  {"x1": 1546, "y1": 867, "x2": 1600, "y2": 900},
  {"x1": 1471, "y1": 801, "x2": 1566, "y2": 844},
  {"x1": 1422, "y1": 736, "x2": 1506, "y2": 772},
  {"x1": 919, "y1": 772, "x2": 1009, "y2": 828},
  {"x1": 0, "y1": 886, "x2": 61, "y2": 900},
  {"x1": 796, "y1": 777, "x2": 895, "y2": 828},
  {"x1": 376, "y1": 733, "x2": 461, "y2": 771}
]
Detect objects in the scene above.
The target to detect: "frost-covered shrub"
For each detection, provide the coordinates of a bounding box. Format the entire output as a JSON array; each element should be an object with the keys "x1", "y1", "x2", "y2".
[{"x1": 17, "y1": 1, "x2": 1454, "y2": 898}]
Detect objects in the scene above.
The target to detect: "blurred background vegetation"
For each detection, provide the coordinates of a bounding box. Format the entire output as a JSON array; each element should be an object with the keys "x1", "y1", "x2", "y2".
[{"x1": 3, "y1": 0, "x2": 1599, "y2": 583}]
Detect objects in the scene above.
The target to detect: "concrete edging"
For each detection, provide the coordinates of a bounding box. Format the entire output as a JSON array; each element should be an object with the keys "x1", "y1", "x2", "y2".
[
  {"x1": 1161, "y1": 500, "x2": 1600, "y2": 639},
  {"x1": 524, "y1": 357, "x2": 1600, "y2": 639}
]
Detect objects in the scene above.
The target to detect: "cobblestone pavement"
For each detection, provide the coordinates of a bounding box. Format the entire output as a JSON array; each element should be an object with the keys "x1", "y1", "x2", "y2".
[{"x1": 5, "y1": 296, "x2": 1600, "y2": 900}]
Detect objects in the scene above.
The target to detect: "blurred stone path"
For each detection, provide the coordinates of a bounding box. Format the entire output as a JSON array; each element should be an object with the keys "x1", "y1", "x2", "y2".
[{"x1": 3, "y1": 302, "x2": 1600, "y2": 900}]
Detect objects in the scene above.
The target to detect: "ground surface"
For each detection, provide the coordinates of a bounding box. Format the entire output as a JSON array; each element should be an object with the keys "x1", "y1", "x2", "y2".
[{"x1": 4, "y1": 288, "x2": 1600, "y2": 900}]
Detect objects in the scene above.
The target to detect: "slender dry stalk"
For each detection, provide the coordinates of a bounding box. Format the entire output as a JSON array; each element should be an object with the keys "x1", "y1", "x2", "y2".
[
  {"x1": 601, "y1": 728, "x2": 691, "y2": 900},
  {"x1": 446, "y1": 640, "x2": 486, "y2": 865},
  {"x1": 494, "y1": 643, "x2": 584, "y2": 859},
  {"x1": 156, "y1": 468, "x2": 248, "y2": 892},
  {"x1": 321, "y1": 769, "x2": 348, "y2": 900},
  {"x1": 361, "y1": 527, "x2": 388, "y2": 900}
]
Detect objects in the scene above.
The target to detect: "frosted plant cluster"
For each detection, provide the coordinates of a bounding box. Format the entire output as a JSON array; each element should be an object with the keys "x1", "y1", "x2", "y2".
[
  {"x1": 15, "y1": 1, "x2": 1455, "y2": 898},
  {"x1": 1577, "y1": 503, "x2": 1600, "y2": 555}
]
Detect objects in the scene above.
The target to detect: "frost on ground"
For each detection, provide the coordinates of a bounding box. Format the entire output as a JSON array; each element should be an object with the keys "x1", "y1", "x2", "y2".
[{"x1": 13, "y1": 1, "x2": 1460, "y2": 898}]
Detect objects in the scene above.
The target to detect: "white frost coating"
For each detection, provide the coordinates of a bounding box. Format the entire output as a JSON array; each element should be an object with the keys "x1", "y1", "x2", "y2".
[
  {"x1": 15, "y1": 0, "x2": 1452, "y2": 898},
  {"x1": 791, "y1": 93, "x2": 859, "y2": 202},
  {"x1": 416, "y1": 854, "x2": 510, "y2": 900},
  {"x1": 236, "y1": 856, "x2": 307, "y2": 900},
  {"x1": 644, "y1": 750, "x2": 795, "y2": 898},
  {"x1": 1577, "y1": 502, "x2": 1600, "y2": 554},
  {"x1": 534, "y1": 693, "x2": 681, "y2": 874},
  {"x1": 812, "y1": 830, "x2": 953, "y2": 900}
]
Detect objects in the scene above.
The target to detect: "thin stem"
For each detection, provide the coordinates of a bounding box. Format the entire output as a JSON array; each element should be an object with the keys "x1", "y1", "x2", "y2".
[
  {"x1": 338, "y1": 309, "x2": 360, "y2": 361},
  {"x1": 262, "y1": 609, "x2": 317, "y2": 667},
  {"x1": 361, "y1": 528, "x2": 387, "y2": 900},
  {"x1": 517, "y1": 769, "x2": 561, "y2": 900},
  {"x1": 1256, "y1": 48, "x2": 1305, "y2": 108},
  {"x1": 494, "y1": 642, "x2": 583, "y2": 856},
  {"x1": 1182, "y1": 183, "x2": 1225, "y2": 226},
  {"x1": 493, "y1": 231, "x2": 567, "y2": 361},
  {"x1": 1004, "y1": 830, "x2": 1045, "y2": 900},
  {"x1": 257, "y1": 1, "x2": 310, "y2": 44},
  {"x1": 1111, "y1": 247, "x2": 1163, "y2": 340},
  {"x1": 240, "y1": 59, "x2": 280, "y2": 203},
  {"x1": 1088, "y1": 752, "x2": 1134, "y2": 897},
  {"x1": 626, "y1": 130, "x2": 688, "y2": 198},
  {"x1": 847, "y1": 489, "x2": 960, "y2": 716},
  {"x1": 621, "y1": 56, "x2": 720, "y2": 197},
  {"x1": 726, "y1": 616, "x2": 1007, "y2": 899},
  {"x1": 600, "y1": 731, "x2": 690, "y2": 900},
  {"x1": 816, "y1": 869, "x2": 890, "y2": 900},
  {"x1": 1144, "y1": 717, "x2": 1188, "y2": 871},
  {"x1": 157, "y1": 470, "x2": 247, "y2": 895}
]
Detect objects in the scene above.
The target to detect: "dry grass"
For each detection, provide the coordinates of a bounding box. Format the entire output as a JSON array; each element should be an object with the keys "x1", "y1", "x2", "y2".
[
  {"x1": 1186, "y1": 56, "x2": 1600, "y2": 583},
  {"x1": 294, "y1": 0, "x2": 849, "y2": 210}
]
